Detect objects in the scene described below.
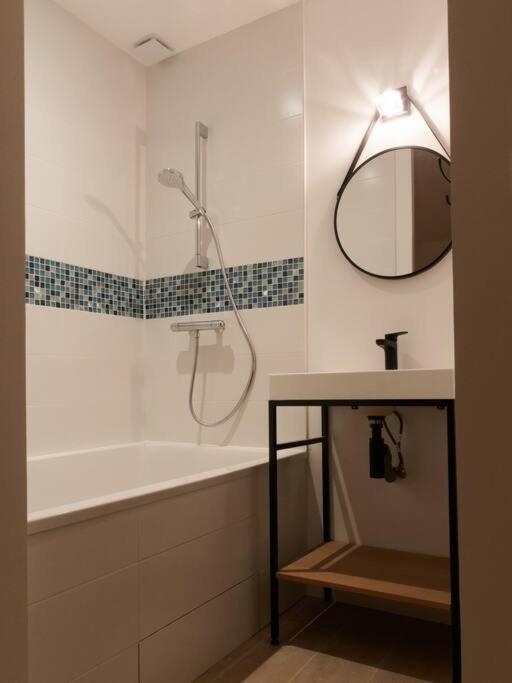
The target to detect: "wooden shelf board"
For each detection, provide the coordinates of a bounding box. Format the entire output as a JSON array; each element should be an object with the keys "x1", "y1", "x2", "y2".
[{"x1": 277, "y1": 542, "x2": 451, "y2": 611}]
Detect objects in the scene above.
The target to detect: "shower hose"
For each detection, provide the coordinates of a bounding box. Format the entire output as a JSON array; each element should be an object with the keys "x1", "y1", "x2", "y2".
[{"x1": 188, "y1": 210, "x2": 257, "y2": 427}]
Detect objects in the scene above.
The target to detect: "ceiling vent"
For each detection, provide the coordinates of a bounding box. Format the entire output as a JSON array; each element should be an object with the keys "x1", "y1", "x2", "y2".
[{"x1": 132, "y1": 36, "x2": 174, "y2": 66}]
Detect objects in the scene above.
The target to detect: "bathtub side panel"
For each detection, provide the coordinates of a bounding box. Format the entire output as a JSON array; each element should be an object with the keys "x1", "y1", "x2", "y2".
[
  {"x1": 27, "y1": 448, "x2": 309, "y2": 682},
  {"x1": 140, "y1": 576, "x2": 259, "y2": 683},
  {"x1": 138, "y1": 472, "x2": 258, "y2": 558},
  {"x1": 140, "y1": 516, "x2": 258, "y2": 638},
  {"x1": 28, "y1": 509, "x2": 138, "y2": 603},
  {"x1": 70, "y1": 646, "x2": 139, "y2": 683},
  {"x1": 28, "y1": 565, "x2": 139, "y2": 683}
]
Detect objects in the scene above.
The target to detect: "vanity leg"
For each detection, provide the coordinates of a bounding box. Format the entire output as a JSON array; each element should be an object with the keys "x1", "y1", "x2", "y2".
[
  {"x1": 269, "y1": 402, "x2": 280, "y2": 645},
  {"x1": 447, "y1": 401, "x2": 461, "y2": 683},
  {"x1": 322, "y1": 405, "x2": 333, "y2": 602}
]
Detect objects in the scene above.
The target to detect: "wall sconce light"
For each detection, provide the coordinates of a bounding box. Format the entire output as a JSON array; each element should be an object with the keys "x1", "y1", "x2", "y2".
[
  {"x1": 376, "y1": 86, "x2": 411, "y2": 120},
  {"x1": 337, "y1": 85, "x2": 449, "y2": 199}
]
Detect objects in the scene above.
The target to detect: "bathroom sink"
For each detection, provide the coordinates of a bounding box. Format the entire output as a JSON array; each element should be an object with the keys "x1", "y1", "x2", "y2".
[{"x1": 269, "y1": 369, "x2": 454, "y2": 401}]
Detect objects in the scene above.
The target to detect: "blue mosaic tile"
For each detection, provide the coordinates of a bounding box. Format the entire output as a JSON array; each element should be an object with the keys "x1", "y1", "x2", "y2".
[
  {"x1": 145, "y1": 257, "x2": 304, "y2": 320},
  {"x1": 24, "y1": 256, "x2": 304, "y2": 319},
  {"x1": 25, "y1": 256, "x2": 144, "y2": 318}
]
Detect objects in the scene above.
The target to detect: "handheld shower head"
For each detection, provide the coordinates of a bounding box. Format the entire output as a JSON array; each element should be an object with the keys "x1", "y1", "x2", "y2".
[
  {"x1": 158, "y1": 168, "x2": 185, "y2": 190},
  {"x1": 158, "y1": 168, "x2": 203, "y2": 212}
]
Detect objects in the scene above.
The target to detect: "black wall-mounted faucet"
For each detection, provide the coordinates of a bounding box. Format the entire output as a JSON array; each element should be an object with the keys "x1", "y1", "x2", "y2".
[{"x1": 376, "y1": 331, "x2": 408, "y2": 370}]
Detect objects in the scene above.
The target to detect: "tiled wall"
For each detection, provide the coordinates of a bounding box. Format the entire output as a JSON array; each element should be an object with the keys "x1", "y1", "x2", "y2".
[
  {"x1": 143, "y1": 5, "x2": 306, "y2": 446},
  {"x1": 25, "y1": 0, "x2": 146, "y2": 456},
  {"x1": 25, "y1": 256, "x2": 144, "y2": 318},
  {"x1": 25, "y1": 0, "x2": 306, "y2": 455},
  {"x1": 24, "y1": 255, "x2": 303, "y2": 320}
]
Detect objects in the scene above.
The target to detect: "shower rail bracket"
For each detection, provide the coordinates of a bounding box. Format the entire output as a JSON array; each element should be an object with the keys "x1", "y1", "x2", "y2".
[{"x1": 195, "y1": 121, "x2": 209, "y2": 270}]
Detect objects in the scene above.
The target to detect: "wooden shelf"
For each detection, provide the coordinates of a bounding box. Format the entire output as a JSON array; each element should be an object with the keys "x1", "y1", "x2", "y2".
[{"x1": 277, "y1": 542, "x2": 451, "y2": 611}]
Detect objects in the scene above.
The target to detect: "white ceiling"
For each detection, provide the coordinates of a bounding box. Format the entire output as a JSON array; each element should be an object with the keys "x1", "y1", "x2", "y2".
[{"x1": 54, "y1": 0, "x2": 299, "y2": 64}]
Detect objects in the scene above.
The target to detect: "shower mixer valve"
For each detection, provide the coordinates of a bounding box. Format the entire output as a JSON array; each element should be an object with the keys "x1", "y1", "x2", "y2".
[{"x1": 170, "y1": 320, "x2": 225, "y2": 333}]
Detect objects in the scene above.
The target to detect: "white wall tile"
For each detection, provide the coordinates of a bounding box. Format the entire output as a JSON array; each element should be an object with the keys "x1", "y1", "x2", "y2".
[
  {"x1": 144, "y1": 394, "x2": 306, "y2": 447},
  {"x1": 25, "y1": 0, "x2": 146, "y2": 456},
  {"x1": 28, "y1": 511, "x2": 138, "y2": 603},
  {"x1": 26, "y1": 307, "x2": 143, "y2": 359},
  {"x1": 27, "y1": 400, "x2": 143, "y2": 457},
  {"x1": 146, "y1": 229, "x2": 219, "y2": 279},
  {"x1": 25, "y1": 205, "x2": 65, "y2": 263},
  {"x1": 25, "y1": 152, "x2": 145, "y2": 278},
  {"x1": 139, "y1": 517, "x2": 257, "y2": 638},
  {"x1": 26, "y1": 299, "x2": 144, "y2": 455},
  {"x1": 145, "y1": 352, "x2": 304, "y2": 406},
  {"x1": 25, "y1": 0, "x2": 146, "y2": 279},
  {"x1": 207, "y1": 112, "x2": 303, "y2": 185},
  {"x1": 29, "y1": 566, "x2": 139, "y2": 683},
  {"x1": 139, "y1": 576, "x2": 259, "y2": 683},
  {"x1": 26, "y1": 309, "x2": 145, "y2": 456},
  {"x1": 208, "y1": 161, "x2": 303, "y2": 226},
  {"x1": 26, "y1": 355, "x2": 140, "y2": 408},
  {"x1": 190, "y1": 401, "x2": 306, "y2": 447},
  {"x1": 217, "y1": 210, "x2": 304, "y2": 269},
  {"x1": 190, "y1": 401, "x2": 270, "y2": 447},
  {"x1": 146, "y1": 207, "x2": 304, "y2": 278}
]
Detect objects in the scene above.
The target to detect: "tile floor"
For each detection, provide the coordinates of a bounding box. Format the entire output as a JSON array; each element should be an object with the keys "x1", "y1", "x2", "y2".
[{"x1": 195, "y1": 597, "x2": 452, "y2": 682}]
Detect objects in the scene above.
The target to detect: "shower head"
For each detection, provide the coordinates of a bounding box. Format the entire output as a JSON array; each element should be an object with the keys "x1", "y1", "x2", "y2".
[
  {"x1": 158, "y1": 168, "x2": 203, "y2": 212},
  {"x1": 158, "y1": 167, "x2": 186, "y2": 190}
]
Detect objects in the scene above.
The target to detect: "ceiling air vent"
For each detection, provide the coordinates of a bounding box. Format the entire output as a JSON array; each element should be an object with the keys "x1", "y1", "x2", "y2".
[{"x1": 133, "y1": 36, "x2": 174, "y2": 66}]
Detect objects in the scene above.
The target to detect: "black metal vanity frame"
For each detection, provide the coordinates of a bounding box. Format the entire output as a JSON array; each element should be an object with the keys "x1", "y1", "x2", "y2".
[{"x1": 268, "y1": 398, "x2": 460, "y2": 683}]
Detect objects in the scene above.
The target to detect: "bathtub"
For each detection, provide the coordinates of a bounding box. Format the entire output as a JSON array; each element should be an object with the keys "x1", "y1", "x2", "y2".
[{"x1": 27, "y1": 441, "x2": 308, "y2": 683}]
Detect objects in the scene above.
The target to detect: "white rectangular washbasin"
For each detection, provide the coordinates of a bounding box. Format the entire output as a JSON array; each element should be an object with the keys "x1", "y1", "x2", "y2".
[{"x1": 269, "y1": 369, "x2": 455, "y2": 401}]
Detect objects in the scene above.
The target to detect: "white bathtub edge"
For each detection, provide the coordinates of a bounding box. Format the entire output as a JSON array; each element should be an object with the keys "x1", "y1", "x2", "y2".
[{"x1": 27, "y1": 446, "x2": 306, "y2": 535}]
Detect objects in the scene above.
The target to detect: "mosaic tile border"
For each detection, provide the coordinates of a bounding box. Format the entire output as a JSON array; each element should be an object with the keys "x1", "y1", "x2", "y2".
[
  {"x1": 145, "y1": 257, "x2": 304, "y2": 320},
  {"x1": 25, "y1": 256, "x2": 144, "y2": 318},
  {"x1": 25, "y1": 256, "x2": 304, "y2": 319}
]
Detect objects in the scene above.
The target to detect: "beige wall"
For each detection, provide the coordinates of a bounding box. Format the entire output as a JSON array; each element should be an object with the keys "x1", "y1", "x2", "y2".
[
  {"x1": 449, "y1": 0, "x2": 512, "y2": 680},
  {"x1": 0, "y1": 0, "x2": 27, "y2": 680}
]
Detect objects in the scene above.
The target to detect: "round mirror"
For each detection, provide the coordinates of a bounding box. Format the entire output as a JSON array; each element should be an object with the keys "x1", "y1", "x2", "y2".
[{"x1": 335, "y1": 146, "x2": 451, "y2": 279}]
